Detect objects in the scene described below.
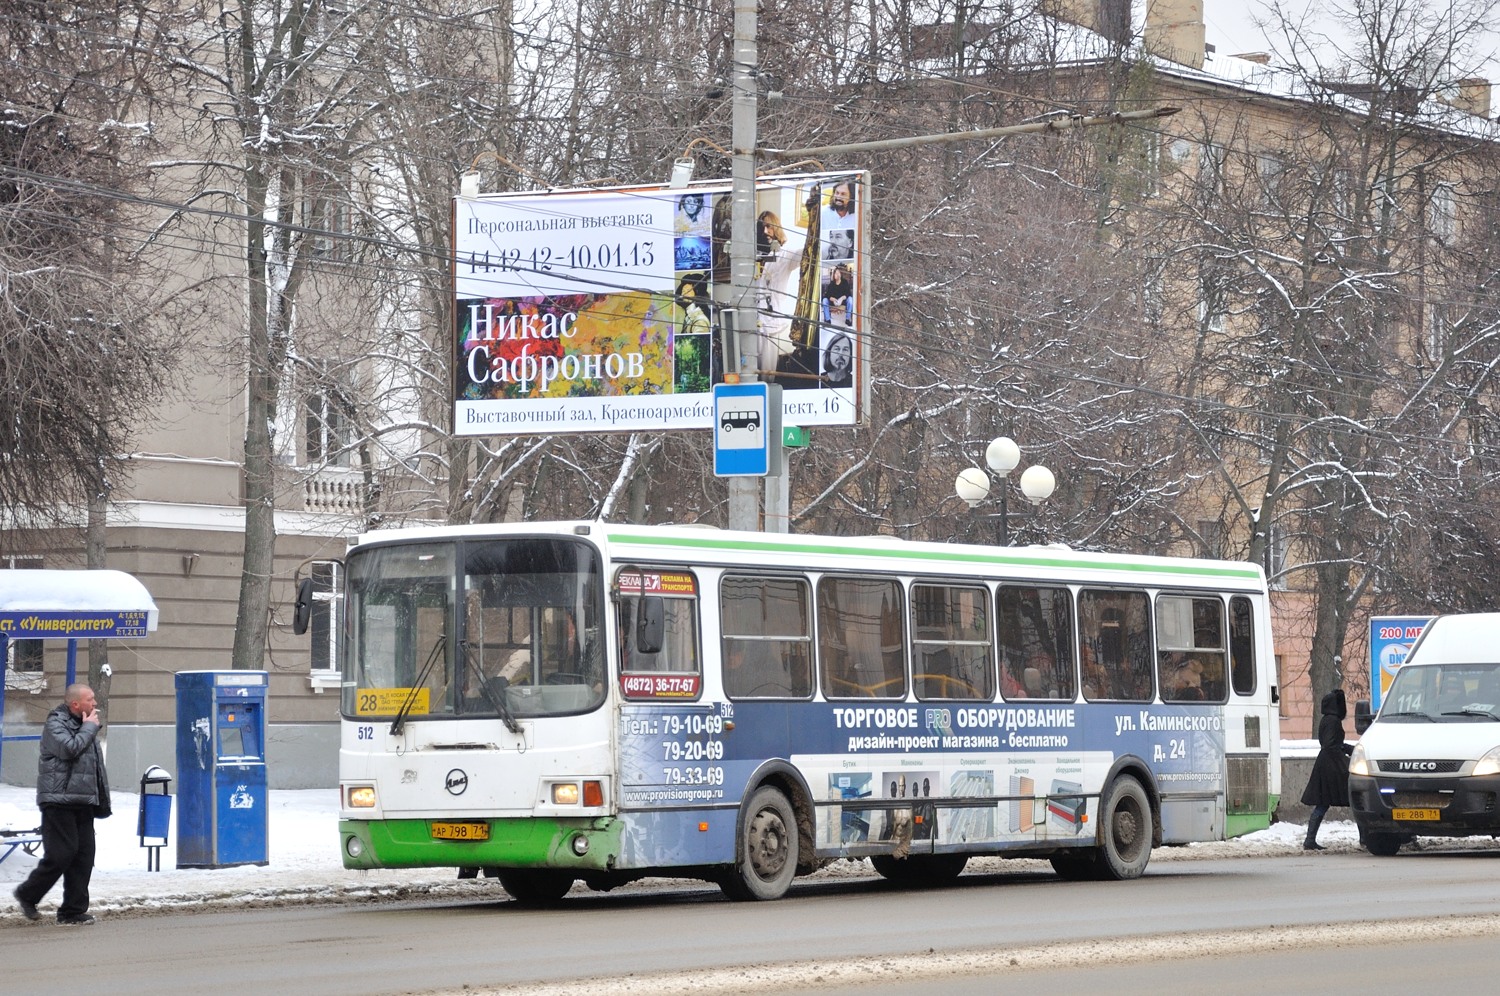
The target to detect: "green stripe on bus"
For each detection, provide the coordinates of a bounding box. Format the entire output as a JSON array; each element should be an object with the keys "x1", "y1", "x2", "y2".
[{"x1": 608, "y1": 532, "x2": 1262, "y2": 581}]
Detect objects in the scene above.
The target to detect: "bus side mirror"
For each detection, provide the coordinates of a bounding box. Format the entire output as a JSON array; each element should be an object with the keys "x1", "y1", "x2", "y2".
[
  {"x1": 636, "y1": 597, "x2": 665, "y2": 655},
  {"x1": 1354, "y1": 698, "x2": 1374, "y2": 734},
  {"x1": 292, "y1": 577, "x2": 314, "y2": 636}
]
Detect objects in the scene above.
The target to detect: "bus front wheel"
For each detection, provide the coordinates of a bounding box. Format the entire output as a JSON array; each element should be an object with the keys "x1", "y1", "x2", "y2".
[
  {"x1": 720, "y1": 786, "x2": 798, "y2": 901},
  {"x1": 1093, "y1": 776, "x2": 1153, "y2": 880},
  {"x1": 497, "y1": 869, "x2": 574, "y2": 905}
]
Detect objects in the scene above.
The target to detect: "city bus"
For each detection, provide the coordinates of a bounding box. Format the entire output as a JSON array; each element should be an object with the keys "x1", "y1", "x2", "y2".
[{"x1": 313, "y1": 521, "x2": 1280, "y2": 902}]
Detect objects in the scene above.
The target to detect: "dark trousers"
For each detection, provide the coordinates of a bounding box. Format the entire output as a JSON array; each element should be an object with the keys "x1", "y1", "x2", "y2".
[
  {"x1": 1305, "y1": 803, "x2": 1330, "y2": 843},
  {"x1": 16, "y1": 805, "x2": 96, "y2": 917}
]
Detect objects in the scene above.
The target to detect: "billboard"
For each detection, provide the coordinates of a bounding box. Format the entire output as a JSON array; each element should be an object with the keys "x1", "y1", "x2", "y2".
[
  {"x1": 452, "y1": 172, "x2": 869, "y2": 436},
  {"x1": 1368, "y1": 615, "x2": 1433, "y2": 709}
]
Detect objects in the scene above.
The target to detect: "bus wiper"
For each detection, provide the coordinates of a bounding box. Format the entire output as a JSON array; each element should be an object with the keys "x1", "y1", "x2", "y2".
[
  {"x1": 1382, "y1": 710, "x2": 1436, "y2": 722},
  {"x1": 462, "y1": 640, "x2": 522, "y2": 735},
  {"x1": 391, "y1": 634, "x2": 446, "y2": 737}
]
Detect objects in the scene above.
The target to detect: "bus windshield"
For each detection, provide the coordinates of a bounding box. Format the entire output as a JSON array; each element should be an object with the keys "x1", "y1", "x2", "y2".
[{"x1": 342, "y1": 537, "x2": 605, "y2": 720}]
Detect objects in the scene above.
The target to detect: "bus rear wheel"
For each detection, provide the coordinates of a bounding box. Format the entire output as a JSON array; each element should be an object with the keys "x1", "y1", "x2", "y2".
[
  {"x1": 1093, "y1": 776, "x2": 1152, "y2": 880},
  {"x1": 871, "y1": 853, "x2": 967, "y2": 887},
  {"x1": 497, "y1": 869, "x2": 574, "y2": 905},
  {"x1": 720, "y1": 786, "x2": 798, "y2": 901}
]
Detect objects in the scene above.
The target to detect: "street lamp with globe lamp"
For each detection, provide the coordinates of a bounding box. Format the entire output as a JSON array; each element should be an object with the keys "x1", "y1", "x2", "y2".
[{"x1": 954, "y1": 436, "x2": 1056, "y2": 545}]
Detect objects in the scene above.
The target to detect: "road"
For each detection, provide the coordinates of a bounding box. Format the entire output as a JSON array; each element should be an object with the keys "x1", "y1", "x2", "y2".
[{"x1": 7, "y1": 847, "x2": 1500, "y2": 995}]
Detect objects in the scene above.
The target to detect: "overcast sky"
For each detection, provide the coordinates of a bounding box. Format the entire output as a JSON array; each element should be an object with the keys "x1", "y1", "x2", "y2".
[{"x1": 1200, "y1": 0, "x2": 1500, "y2": 78}]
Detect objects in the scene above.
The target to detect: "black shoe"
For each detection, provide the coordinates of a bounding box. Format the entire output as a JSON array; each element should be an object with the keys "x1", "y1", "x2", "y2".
[
  {"x1": 14, "y1": 887, "x2": 40, "y2": 921},
  {"x1": 57, "y1": 914, "x2": 95, "y2": 926},
  {"x1": 1303, "y1": 841, "x2": 1326, "y2": 851}
]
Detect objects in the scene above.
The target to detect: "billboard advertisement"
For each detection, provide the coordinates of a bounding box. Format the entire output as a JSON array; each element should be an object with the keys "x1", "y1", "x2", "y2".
[
  {"x1": 1368, "y1": 615, "x2": 1433, "y2": 709},
  {"x1": 452, "y1": 172, "x2": 868, "y2": 436}
]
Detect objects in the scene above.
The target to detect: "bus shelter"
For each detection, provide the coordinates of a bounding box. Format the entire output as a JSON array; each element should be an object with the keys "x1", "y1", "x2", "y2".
[{"x1": 0, "y1": 569, "x2": 159, "y2": 775}]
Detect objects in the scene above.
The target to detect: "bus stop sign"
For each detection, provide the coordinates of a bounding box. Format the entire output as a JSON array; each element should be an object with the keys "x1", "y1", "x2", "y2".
[{"x1": 713, "y1": 382, "x2": 782, "y2": 477}]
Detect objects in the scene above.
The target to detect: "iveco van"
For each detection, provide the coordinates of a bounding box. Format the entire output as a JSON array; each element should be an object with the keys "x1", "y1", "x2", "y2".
[{"x1": 1349, "y1": 612, "x2": 1500, "y2": 855}]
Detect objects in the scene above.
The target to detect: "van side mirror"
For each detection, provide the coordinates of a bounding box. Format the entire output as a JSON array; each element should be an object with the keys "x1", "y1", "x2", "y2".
[
  {"x1": 1354, "y1": 698, "x2": 1374, "y2": 734},
  {"x1": 636, "y1": 596, "x2": 665, "y2": 655},
  {"x1": 292, "y1": 577, "x2": 314, "y2": 636}
]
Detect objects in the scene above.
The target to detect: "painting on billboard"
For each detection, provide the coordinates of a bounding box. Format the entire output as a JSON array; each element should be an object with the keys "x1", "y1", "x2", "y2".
[{"x1": 453, "y1": 172, "x2": 868, "y2": 436}]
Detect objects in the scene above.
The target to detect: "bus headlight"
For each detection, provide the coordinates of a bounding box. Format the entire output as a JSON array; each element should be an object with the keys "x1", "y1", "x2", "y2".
[
  {"x1": 1348, "y1": 743, "x2": 1371, "y2": 777},
  {"x1": 1473, "y1": 746, "x2": 1500, "y2": 777},
  {"x1": 346, "y1": 835, "x2": 365, "y2": 858},
  {"x1": 347, "y1": 785, "x2": 377, "y2": 808},
  {"x1": 552, "y1": 783, "x2": 580, "y2": 805}
]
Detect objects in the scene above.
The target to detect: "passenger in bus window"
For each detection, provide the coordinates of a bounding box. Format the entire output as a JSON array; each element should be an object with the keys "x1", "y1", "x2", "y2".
[
  {"x1": 1167, "y1": 658, "x2": 1205, "y2": 701},
  {"x1": 1000, "y1": 660, "x2": 1027, "y2": 699}
]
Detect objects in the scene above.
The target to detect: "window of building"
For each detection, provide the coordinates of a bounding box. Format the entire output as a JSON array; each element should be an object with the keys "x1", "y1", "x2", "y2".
[
  {"x1": 1196, "y1": 517, "x2": 1226, "y2": 559},
  {"x1": 818, "y1": 576, "x2": 906, "y2": 699},
  {"x1": 996, "y1": 585, "x2": 1075, "y2": 701},
  {"x1": 720, "y1": 575, "x2": 813, "y2": 699},
  {"x1": 305, "y1": 361, "x2": 352, "y2": 467},
  {"x1": 910, "y1": 583, "x2": 992, "y2": 701},
  {"x1": 307, "y1": 560, "x2": 343, "y2": 674},
  {"x1": 2, "y1": 556, "x2": 43, "y2": 675},
  {"x1": 1266, "y1": 523, "x2": 1290, "y2": 590},
  {"x1": 1426, "y1": 302, "x2": 1450, "y2": 362},
  {"x1": 1197, "y1": 256, "x2": 1231, "y2": 332},
  {"x1": 303, "y1": 169, "x2": 351, "y2": 259},
  {"x1": 1430, "y1": 183, "x2": 1457, "y2": 243}
]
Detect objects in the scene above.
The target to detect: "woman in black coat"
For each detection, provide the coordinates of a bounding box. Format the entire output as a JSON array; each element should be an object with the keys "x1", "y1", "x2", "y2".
[{"x1": 1301, "y1": 689, "x2": 1350, "y2": 850}]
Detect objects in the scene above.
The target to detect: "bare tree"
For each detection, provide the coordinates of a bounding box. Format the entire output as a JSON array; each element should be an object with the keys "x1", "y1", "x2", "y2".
[{"x1": 0, "y1": 2, "x2": 174, "y2": 544}]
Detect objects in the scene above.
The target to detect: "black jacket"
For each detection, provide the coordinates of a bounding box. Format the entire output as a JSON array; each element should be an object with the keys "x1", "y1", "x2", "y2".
[
  {"x1": 1300, "y1": 689, "x2": 1351, "y2": 808},
  {"x1": 35, "y1": 702, "x2": 107, "y2": 809}
]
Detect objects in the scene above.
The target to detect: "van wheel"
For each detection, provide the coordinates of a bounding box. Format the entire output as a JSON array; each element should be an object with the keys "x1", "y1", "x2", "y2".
[
  {"x1": 719, "y1": 786, "x2": 798, "y2": 901},
  {"x1": 1362, "y1": 830, "x2": 1404, "y2": 856},
  {"x1": 1094, "y1": 776, "x2": 1153, "y2": 880}
]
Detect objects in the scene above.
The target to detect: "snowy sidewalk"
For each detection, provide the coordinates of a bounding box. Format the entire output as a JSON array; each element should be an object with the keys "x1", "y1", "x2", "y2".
[{"x1": 1, "y1": 784, "x2": 475, "y2": 918}]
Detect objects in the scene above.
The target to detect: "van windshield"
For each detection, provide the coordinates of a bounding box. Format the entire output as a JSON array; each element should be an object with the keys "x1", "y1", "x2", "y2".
[{"x1": 1381, "y1": 663, "x2": 1500, "y2": 722}]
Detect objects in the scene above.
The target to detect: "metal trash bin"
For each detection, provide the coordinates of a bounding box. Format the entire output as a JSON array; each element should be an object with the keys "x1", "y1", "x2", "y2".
[{"x1": 137, "y1": 765, "x2": 173, "y2": 872}]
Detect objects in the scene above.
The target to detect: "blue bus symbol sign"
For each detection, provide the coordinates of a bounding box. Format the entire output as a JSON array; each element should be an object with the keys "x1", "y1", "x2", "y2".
[{"x1": 713, "y1": 383, "x2": 779, "y2": 477}]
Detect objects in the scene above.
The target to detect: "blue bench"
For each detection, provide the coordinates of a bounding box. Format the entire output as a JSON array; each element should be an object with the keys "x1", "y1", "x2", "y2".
[{"x1": 0, "y1": 829, "x2": 41, "y2": 866}]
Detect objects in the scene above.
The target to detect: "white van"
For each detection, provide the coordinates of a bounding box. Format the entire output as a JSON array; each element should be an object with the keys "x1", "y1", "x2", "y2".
[{"x1": 1350, "y1": 612, "x2": 1500, "y2": 855}]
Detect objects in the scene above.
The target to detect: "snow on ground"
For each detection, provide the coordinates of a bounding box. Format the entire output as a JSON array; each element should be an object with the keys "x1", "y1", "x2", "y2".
[{"x1": 2, "y1": 750, "x2": 1496, "y2": 922}]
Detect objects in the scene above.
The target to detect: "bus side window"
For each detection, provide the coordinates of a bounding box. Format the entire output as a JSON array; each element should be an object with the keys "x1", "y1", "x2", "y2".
[
  {"x1": 997, "y1": 585, "x2": 1076, "y2": 701},
  {"x1": 818, "y1": 576, "x2": 906, "y2": 699},
  {"x1": 1079, "y1": 590, "x2": 1152, "y2": 702},
  {"x1": 720, "y1": 575, "x2": 812, "y2": 699},
  {"x1": 1229, "y1": 596, "x2": 1257, "y2": 695}
]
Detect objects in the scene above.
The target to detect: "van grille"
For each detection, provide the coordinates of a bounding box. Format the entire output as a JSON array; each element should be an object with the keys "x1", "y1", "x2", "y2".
[{"x1": 1375, "y1": 760, "x2": 1464, "y2": 774}]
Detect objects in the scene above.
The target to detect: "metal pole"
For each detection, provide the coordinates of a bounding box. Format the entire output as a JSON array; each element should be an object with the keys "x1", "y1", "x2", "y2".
[
  {"x1": 726, "y1": 0, "x2": 760, "y2": 531},
  {"x1": 998, "y1": 487, "x2": 1009, "y2": 547}
]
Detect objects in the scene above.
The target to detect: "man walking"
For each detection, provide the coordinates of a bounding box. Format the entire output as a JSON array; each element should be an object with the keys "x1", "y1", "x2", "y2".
[{"x1": 13, "y1": 683, "x2": 109, "y2": 925}]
